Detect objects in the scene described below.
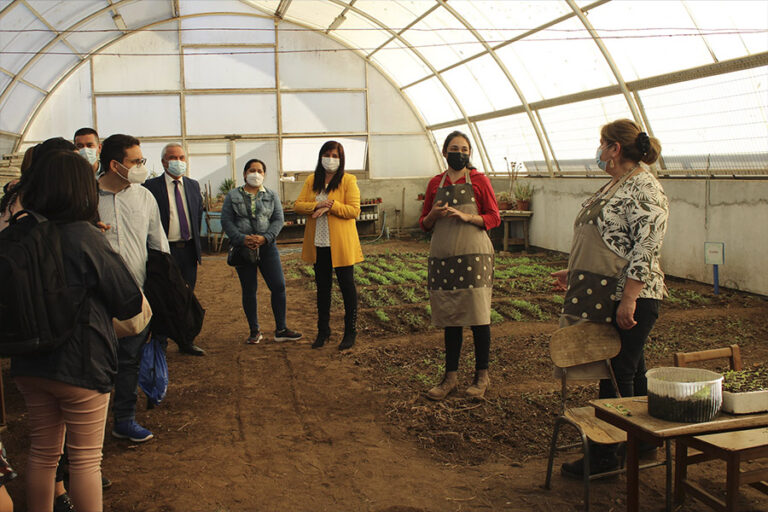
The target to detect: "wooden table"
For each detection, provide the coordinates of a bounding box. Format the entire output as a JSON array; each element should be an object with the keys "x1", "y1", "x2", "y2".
[
  {"x1": 592, "y1": 397, "x2": 768, "y2": 512},
  {"x1": 499, "y1": 210, "x2": 532, "y2": 252}
]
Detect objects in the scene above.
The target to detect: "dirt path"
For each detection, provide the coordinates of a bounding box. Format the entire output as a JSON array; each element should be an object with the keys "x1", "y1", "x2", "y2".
[{"x1": 3, "y1": 241, "x2": 767, "y2": 511}]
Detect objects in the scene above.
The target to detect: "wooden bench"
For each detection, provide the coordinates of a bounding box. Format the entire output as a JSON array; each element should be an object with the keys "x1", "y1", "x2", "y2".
[{"x1": 675, "y1": 428, "x2": 768, "y2": 511}]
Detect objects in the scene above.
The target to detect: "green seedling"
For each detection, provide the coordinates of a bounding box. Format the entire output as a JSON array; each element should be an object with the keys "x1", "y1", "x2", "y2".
[{"x1": 374, "y1": 309, "x2": 390, "y2": 322}]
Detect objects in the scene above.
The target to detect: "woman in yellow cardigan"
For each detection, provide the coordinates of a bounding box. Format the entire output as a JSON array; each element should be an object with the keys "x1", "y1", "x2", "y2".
[{"x1": 294, "y1": 141, "x2": 364, "y2": 350}]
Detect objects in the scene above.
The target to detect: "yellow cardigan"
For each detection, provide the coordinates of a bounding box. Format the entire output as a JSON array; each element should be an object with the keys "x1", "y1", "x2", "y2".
[{"x1": 294, "y1": 173, "x2": 364, "y2": 267}]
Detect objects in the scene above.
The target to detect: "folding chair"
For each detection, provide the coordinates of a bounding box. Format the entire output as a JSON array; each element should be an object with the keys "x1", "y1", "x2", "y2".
[{"x1": 544, "y1": 322, "x2": 669, "y2": 511}]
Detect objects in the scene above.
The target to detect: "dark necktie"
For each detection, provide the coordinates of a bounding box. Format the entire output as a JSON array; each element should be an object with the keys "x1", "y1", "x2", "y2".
[{"x1": 174, "y1": 180, "x2": 191, "y2": 240}]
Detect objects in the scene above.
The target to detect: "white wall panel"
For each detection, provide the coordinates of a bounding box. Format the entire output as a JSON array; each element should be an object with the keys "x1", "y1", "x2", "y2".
[
  {"x1": 369, "y1": 134, "x2": 436, "y2": 178},
  {"x1": 180, "y1": 0, "x2": 259, "y2": 16},
  {"x1": 477, "y1": 114, "x2": 546, "y2": 175},
  {"x1": 64, "y1": 12, "x2": 121, "y2": 55},
  {"x1": 96, "y1": 95, "x2": 180, "y2": 137},
  {"x1": 0, "y1": 3, "x2": 50, "y2": 74},
  {"x1": 589, "y1": 2, "x2": 713, "y2": 81},
  {"x1": 537, "y1": 95, "x2": 634, "y2": 164},
  {"x1": 639, "y1": 68, "x2": 768, "y2": 165},
  {"x1": 496, "y1": 18, "x2": 615, "y2": 101},
  {"x1": 0, "y1": 82, "x2": 44, "y2": 133},
  {"x1": 371, "y1": 40, "x2": 431, "y2": 87},
  {"x1": 23, "y1": 42, "x2": 79, "y2": 90},
  {"x1": 404, "y1": 78, "x2": 461, "y2": 126},
  {"x1": 185, "y1": 93, "x2": 276, "y2": 135},
  {"x1": 402, "y1": 7, "x2": 484, "y2": 71},
  {"x1": 25, "y1": 1, "x2": 103, "y2": 31},
  {"x1": 278, "y1": 22, "x2": 364, "y2": 89},
  {"x1": 181, "y1": 15, "x2": 274, "y2": 45},
  {"x1": 441, "y1": 54, "x2": 520, "y2": 117},
  {"x1": 116, "y1": 1, "x2": 173, "y2": 29},
  {"x1": 94, "y1": 22, "x2": 180, "y2": 92},
  {"x1": 25, "y1": 65, "x2": 93, "y2": 141},
  {"x1": 184, "y1": 49, "x2": 274, "y2": 89},
  {"x1": 367, "y1": 65, "x2": 422, "y2": 133},
  {"x1": 281, "y1": 92, "x2": 366, "y2": 133},
  {"x1": 282, "y1": 137, "x2": 366, "y2": 172},
  {"x1": 187, "y1": 153, "x2": 231, "y2": 195}
]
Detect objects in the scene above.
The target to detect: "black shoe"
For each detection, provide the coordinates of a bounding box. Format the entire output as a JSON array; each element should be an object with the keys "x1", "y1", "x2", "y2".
[
  {"x1": 312, "y1": 332, "x2": 329, "y2": 349},
  {"x1": 338, "y1": 332, "x2": 356, "y2": 351},
  {"x1": 275, "y1": 328, "x2": 302, "y2": 342},
  {"x1": 561, "y1": 455, "x2": 619, "y2": 479},
  {"x1": 179, "y1": 344, "x2": 205, "y2": 356},
  {"x1": 54, "y1": 493, "x2": 75, "y2": 512},
  {"x1": 102, "y1": 474, "x2": 112, "y2": 489}
]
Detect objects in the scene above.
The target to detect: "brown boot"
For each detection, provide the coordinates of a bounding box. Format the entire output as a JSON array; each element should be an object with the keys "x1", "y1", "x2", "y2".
[
  {"x1": 466, "y1": 369, "x2": 490, "y2": 398},
  {"x1": 426, "y1": 371, "x2": 458, "y2": 401}
]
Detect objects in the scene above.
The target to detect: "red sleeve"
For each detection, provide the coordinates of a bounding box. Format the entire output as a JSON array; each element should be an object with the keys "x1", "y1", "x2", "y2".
[
  {"x1": 470, "y1": 170, "x2": 500, "y2": 230},
  {"x1": 419, "y1": 174, "x2": 443, "y2": 231}
]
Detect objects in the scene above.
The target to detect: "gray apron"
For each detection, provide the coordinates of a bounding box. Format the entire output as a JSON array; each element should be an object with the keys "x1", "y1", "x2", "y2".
[
  {"x1": 428, "y1": 171, "x2": 494, "y2": 327},
  {"x1": 557, "y1": 169, "x2": 640, "y2": 379}
]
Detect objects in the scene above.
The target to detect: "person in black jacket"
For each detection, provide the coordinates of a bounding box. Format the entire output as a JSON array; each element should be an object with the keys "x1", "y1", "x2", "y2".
[{"x1": 10, "y1": 150, "x2": 143, "y2": 512}]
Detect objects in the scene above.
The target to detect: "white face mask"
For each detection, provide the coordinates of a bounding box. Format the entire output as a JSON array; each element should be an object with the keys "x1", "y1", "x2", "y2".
[
  {"x1": 246, "y1": 172, "x2": 264, "y2": 187},
  {"x1": 116, "y1": 161, "x2": 148, "y2": 184},
  {"x1": 78, "y1": 147, "x2": 99, "y2": 165},
  {"x1": 322, "y1": 157, "x2": 340, "y2": 174},
  {"x1": 166, "y1": 160, "x2": 186, "y2": 178}
]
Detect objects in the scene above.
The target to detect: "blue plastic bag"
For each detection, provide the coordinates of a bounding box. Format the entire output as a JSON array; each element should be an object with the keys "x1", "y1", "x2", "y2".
[{"x1": 138, "y1": 337, "x2": 168, "y2": 408}]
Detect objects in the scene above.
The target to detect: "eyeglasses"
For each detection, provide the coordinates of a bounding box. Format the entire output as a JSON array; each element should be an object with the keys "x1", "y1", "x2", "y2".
[{"x1": 126, "y1": 158, "x2": 147, "y2": 166}]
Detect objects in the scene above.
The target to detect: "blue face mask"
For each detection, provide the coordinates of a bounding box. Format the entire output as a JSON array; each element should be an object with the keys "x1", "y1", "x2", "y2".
[
  {"x1": 167, "y1": 160, "x2": 187, "y2": 177},
  {"x1": 595, "y1": 146, "x2": 608, "y2": 171}
]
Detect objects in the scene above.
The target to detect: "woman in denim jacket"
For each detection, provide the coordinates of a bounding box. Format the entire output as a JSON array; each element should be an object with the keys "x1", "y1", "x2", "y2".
[{"x1": 221, "y1": 159, "x2": 302, "y2": 344}]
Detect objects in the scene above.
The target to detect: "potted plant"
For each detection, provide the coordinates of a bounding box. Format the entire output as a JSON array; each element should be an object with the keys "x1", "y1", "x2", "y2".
[
  {"x1": 496, "y1": 192, "x2": 512, "y2": 211},
  {"x1": 722, "y1": 364, "x2": 768, "y2": 414},
  {"x1": 513, "y1": 181, "x2": 533, "y2": 211}
]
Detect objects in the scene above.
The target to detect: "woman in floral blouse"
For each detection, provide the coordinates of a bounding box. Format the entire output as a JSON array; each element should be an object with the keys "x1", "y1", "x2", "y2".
[{"x1": 552, "y1": 118, "x2": 669, "y2": 478}]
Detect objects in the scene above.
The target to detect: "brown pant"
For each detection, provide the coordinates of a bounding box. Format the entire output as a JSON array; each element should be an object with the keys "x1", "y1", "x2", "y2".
[{"x1": 14, "y1": 377, "x2": 109, "y2": 512}]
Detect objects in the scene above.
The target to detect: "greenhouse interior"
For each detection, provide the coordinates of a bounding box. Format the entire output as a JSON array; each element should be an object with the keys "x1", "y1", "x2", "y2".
[{"x1": 0, "y1": 1, "x2": 767, "y2": 511}]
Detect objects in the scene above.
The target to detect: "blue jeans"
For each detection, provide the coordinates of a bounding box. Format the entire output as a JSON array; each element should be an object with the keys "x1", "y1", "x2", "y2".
[
  {"x1": 113, "y1": 325, "x2": 151, "y2": 424},
  {"x1": 235, "y1": 242, "x2": 287, "y2": 335}
]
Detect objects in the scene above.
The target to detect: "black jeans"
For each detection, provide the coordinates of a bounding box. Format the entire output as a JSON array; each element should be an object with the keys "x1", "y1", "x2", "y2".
[
  {"x1": 444, "y1": 324, "x2": 491, "y2": 372},
  {"x1": 314, "y1": 247, "x2": 357, "y2": 335},
  {"x1": 599, "y1": 298, "x2": 660, "y2": 399}
]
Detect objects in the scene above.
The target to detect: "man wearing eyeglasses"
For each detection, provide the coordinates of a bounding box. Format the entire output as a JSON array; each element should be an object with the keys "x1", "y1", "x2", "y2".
[{"x1": 98, "y1": 133, "x2": 169, "y2": 444}]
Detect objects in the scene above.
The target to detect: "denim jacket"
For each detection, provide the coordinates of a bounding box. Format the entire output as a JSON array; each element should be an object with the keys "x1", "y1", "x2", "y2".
[{"x1": 221, "y1": 186, "x2": 284, "y2": 247}]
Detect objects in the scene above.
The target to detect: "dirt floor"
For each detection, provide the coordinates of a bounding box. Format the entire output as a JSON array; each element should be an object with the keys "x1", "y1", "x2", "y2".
[{"x1": 3, "y1": 239, "x2": 768, "y2": 511}]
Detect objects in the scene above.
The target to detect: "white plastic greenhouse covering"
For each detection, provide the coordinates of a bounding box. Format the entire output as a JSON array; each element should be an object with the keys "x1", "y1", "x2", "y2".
[{"x1": 0, "y1": 0, "x2": 766, "y2": 190}]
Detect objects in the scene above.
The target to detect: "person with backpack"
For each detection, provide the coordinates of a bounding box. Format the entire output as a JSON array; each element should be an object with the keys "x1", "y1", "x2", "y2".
[
  {"x1": 6, "y1": 150, "x2": 144, "y2": 512},
  {"x1": 97, "y1": 134, "x2": 170, "y2": 444}
]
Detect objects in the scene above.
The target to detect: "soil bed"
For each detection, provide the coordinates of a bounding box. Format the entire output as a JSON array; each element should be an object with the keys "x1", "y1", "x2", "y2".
[{"x1": 2, "y1": 240, "x2": 767, "y2": 511}]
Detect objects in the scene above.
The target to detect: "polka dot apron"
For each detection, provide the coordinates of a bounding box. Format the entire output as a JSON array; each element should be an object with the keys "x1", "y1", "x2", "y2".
[
  {"x1": 428, "y1": 171, "x2": 494, "y2": 327},
  {"x1": 557, "y1": 169, "x2": 640, "y2": 379}
]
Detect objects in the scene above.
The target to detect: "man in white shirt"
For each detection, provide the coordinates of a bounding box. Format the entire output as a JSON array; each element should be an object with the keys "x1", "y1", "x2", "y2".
[
  {"x1": 143, "y1": 143, "x2": 206, "y2": 356},
  {"x1": 73, "y1": 127, "x2": 102, "y2": 176},
  {"x1": 98, "y1": 134, "x2": 170, "y2": 443}
]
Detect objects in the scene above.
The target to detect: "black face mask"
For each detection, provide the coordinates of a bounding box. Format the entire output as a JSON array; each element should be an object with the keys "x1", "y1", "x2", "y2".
[{"x1": 446, "y1": 152, "x2": 470, "y2": 171}]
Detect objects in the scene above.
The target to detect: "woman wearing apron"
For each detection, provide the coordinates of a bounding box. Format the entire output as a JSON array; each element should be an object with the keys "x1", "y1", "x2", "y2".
[
  {"x1": 419, "y1": 131, "x2": 500, "y2": 400},
  {"x1": 551, "y1": 119, "x2": 669, "y2": 477}
]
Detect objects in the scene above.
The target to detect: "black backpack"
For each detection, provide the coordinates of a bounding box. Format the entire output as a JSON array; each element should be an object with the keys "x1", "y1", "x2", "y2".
[{"x1": 0, "y1": 211, "x2": 86, "y2": 357}]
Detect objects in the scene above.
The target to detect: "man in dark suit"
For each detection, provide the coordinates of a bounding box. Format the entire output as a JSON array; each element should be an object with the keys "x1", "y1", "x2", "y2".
[{"x1": 144, "y1": 142, "x2": 205, "y2": 356}]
